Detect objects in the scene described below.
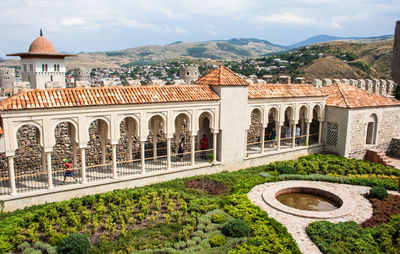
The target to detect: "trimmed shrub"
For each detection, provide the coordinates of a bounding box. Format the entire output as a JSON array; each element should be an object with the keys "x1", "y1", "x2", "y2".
[
  {"x1": 17, "y1": 242, "x2": 31, "y2": 251},
  {"x1": 277, "y1": 165, "x2": 296, "y2": 174},
  {"x1": 369, "y1": 186, "x2": 388, "y2": 200},
  {"x1": 57, "y1": 234, "x2": 90, "y2": 254},
  {"x1": 222, "y1": 219, "x2": 250, "y2": 238},
  {"x1": 211, "y1": 213, "x2": 226, "y2": 224},
  {"x1": 209, "y1": 234, "x2": 227, "y2": 247}
]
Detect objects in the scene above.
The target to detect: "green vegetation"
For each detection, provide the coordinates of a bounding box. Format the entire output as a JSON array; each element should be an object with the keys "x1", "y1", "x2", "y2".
[
  {"x1": 58, "y1": 234, "x2": 90, "y2": 254},
  {"x1": 1, "y1": 153, "x2": 400, "y2": 253},
  {"x1": 307, "y1": 215, "x2": 400, "y2": 254},
  {"x1": 369, "y1": 186, "x2": 388, "y2": 200},
  {"x1": 209, "y1": 234, "x2": 227, "y2": 247}
]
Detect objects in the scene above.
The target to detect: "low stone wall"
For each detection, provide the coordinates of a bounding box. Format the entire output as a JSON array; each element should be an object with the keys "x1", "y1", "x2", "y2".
[{"x1": 387, "y1": 137, "x2": 400, "y2": 158}]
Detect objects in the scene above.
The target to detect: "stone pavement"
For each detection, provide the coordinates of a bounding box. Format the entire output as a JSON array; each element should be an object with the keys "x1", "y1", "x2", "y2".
[{"x1": 248, "y1": 181, "x2": 400, "y2": 254}]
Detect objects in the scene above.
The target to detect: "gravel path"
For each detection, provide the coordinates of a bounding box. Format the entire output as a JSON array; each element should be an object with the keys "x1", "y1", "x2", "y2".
[{"x1": 247, "y1": 181, "x2": 400, "y2": 254}]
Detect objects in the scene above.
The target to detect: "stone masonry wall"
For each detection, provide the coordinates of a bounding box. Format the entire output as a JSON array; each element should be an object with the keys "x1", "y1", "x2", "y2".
[
  {"x1": 347, "y1": 108, "x2": 400, "y2": 159},
  {"x1": 387, "y1": 137, "x2": 400, "y2": 158}
]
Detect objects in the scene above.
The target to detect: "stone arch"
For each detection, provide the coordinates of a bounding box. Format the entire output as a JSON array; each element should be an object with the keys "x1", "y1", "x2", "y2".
[
  {"x1": 248, "y1": 108, "x2": 263, "y2": 143},
  {"x1": 198, "y1": 111, "x2": 213, "y2": 150},
  {"x1": 197, "y1": 110, "x2": 214, "y2": 132},
  {"x1": 283, "y1": 106, "x2": 295, "y2": 124},
  {"x1": 51, "y1": 121, "x2": 80, "y2": 176},
  {"x1": 87, "y1": 117, "x2": 110, "y2": 141},
  {"x1": 117, "y1": 115, "x2": 140, "y2": 138},
  {"x1": 14, "y1": 123, "x2": 47, "y2": 192},
  {"x1": 15, "y1": 121, "x2": 43, "y2": 147},
  {"x1": 366, "y1": 114, "x2": 378, "y2": 145},
  {"x1": 298, "y1": 104, "x2": 310, "y2": 122},
  {"x1": 312, "y1": 104, "x2": 322, "y2": 120},
  {"x1": 173, "y1": 111, "x2": 192, "y2": 133},
  {"x1": 52, "y1": 119, "x2": 78, "y2": 144}
]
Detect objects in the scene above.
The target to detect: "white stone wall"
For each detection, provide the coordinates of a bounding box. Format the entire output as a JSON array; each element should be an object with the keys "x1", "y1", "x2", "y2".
[
  {"x1": 322, "y1": 106, "x2": 349, "y2": 156},
  {"x1": 21, "y1": 58, "x2": 66, "y2": 89},
  {"x1": 212, "y1": 86, "x2": 247, "y2": 167}
]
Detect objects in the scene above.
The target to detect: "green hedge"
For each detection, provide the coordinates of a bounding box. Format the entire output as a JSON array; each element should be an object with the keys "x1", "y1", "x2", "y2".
[
  {"x1": 307, "y1": 215, "x2": 400, "y2": 254},
  {"x1": 278, "y1": 174, "x2": 398, "y2": 190},
  {"x1": 266, "y1": 154, "x2": 400, "y2": 177}
]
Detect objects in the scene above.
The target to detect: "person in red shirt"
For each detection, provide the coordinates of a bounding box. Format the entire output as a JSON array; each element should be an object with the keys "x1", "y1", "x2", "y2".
[
  {"x1": 200, "y1": 134, "x2": 208, "y2": 159},
  {"x1": 62, "y1": 159, "x2": 78, "y2": 184}
]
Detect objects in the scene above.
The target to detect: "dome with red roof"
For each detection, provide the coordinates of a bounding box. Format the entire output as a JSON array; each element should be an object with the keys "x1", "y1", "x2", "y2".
[{"x1": 28, "y1": 35, "x2": 56, "y2": 53}]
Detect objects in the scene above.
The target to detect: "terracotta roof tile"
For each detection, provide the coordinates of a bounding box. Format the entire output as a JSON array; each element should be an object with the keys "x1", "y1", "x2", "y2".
[
  {"x1": 194, "y1": 66, "x2": 249, "y2": 86},
  {"x1": 0, "y1": 85, "x2": 220, "y2": 111},
  {"x1": 248, "y1": 83, "x2": 325, "y2": 98},
  {"x1": 320, "y1": 83, "x2": 400, "y2": 108}
]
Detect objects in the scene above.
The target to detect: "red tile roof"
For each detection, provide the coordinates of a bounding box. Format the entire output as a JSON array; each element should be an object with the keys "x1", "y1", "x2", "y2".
[
  {"x1": 194, "y1": 66, "x2": 249, "y2": 86},
  {"x1": 320, "y1": 83, "x2": 400, "y2": 108},
  {"x1": 248, "y1": 84, "x2": 325, "y2": 99},
  {"x1": 0, "y1": 85, "x2": 220, "y2": 111},
  {"x1": 28, "y1": 36, "x2": 56, "y2": 53}
]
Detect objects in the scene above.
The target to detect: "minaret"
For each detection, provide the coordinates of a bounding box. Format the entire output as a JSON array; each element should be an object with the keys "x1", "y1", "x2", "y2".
[{"x1": 392, "y1": 21, "x2": 400, "y2": 84}]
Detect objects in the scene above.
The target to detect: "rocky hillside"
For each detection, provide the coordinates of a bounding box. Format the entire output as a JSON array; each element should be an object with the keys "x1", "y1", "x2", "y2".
[{"x1": 300, "y1": 39, "x2": 394, "y2": 80}]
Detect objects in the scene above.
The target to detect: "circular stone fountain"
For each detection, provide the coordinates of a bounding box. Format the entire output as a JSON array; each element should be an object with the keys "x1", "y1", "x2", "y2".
[{"x1": 262, "y1": 182, "x2": 355, "y2": 219}]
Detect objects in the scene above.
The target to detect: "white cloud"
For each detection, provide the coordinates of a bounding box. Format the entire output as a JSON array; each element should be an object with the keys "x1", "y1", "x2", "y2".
[
  {"x1": 175, "y1": 26, "x2": 188, "y2": 34},
  {"x1": 250, "y1": 12, "x2": 317, "y2": 25},
  {"x1": 61, "y1": 18, "x2": 89, "y2": 27}
]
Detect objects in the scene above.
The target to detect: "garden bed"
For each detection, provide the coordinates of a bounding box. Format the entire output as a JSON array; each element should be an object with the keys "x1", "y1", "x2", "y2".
[
  {"x1": 184, "y1": 179, "x2": 227, "y2": 195},
  {"x1": 362, "y1": 194, "x2": 400, "y2": 228}
]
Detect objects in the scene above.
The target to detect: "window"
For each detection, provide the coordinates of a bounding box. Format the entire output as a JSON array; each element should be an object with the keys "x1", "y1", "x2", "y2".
[
  {"x1": 30, "y1": 64, "x2": 33, "y2": 72},
  {"x1": 23, "y1": 64, "x2": 27, "y2": 72},
  {"x1": 45, "y1": 64, "x2": 48, "y2": 72},
  {"x1": 327, "y1": 122, "x2": 338, "y2": 147},
  {"x1": 366, "y1": 114, "x2": 378, "y2": 145},
  {"x1": 50, "y1": 75, "x2": 53, "y2": 82},
  {"x1": 42, "y1": 64, "x2": 45, "y2": 72},
  {"x1": 54, "y1": 64, "x2": 57, "y2": 71}
]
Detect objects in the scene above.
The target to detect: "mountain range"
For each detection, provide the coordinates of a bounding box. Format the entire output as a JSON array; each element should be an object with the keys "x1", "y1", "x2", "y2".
[{"x1": 0, "y1": 34, "x2": 394, "y2": 68}]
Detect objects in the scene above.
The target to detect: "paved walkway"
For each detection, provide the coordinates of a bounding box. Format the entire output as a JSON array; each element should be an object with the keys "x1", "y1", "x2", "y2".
[{"x1": 248, "y1": 181, "x2": 400, "y2": 254}]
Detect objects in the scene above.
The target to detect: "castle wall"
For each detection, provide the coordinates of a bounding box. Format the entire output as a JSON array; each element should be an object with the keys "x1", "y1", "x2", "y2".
[{"x1": 346, "y1": 106, "x2": 400, "y2": 159}]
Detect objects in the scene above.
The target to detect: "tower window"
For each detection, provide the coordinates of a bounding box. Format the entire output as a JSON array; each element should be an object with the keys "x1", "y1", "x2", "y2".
[
  {"x1": 42, "y1": 64, "x2": 45, "y2": 72},
  {"x1": 30, "y1": 64, "x2": 33, "y2": 72},
  {"x1": 23, "y1": 64, "x2": 27, "y2": 72},
  {"x1": 187, "y1": 72, "x2": 189, "y2": 75},
  {"x1": 45, "y1": 64, "x2": 48, "y2": 72}
]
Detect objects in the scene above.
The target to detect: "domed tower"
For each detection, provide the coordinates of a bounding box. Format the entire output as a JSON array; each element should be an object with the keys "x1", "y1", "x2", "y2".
[
  {"x1": 392, "y1": 21, "x2": 400, "y2": 84},
  {"x1": 74, "y1": 66, "x2": 90, "y2": 81},
  {"x1": 7, "y1": 29, "x2": 77, "y2": 89},
  {"x1": 179, "y1": 64, "x2": 199, "y2": 84},
  {"x1": 0, "y1": 68, "x2": 15, "y2": 91}
]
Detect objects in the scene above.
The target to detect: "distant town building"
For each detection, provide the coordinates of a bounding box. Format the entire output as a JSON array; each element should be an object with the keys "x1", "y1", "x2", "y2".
[{"x1": 179, "y1": 64, "x2": 199, "y2": 84}]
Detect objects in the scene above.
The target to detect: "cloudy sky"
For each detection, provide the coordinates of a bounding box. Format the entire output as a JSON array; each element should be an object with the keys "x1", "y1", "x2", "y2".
[{"x1": 1, "y1": 0, "x2": 399, "y2": 57}]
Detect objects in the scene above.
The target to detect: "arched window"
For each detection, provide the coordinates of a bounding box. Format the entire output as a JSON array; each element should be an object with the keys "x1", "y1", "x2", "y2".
[
  {"x1": 45, "y1": 64, "x2": 48, "y2": 72},
  {"x1": 54, "y1": 64, "x2": 57, "y2": 72},
  {"x1": 42, "y1": 64, "x2": 45, "y2": 72},
  {"x1": 366, "y1": 114, "x2": 378, "y2": 145},
  {"x1": 57, "y1": 64, "x2": 60, "y2": 71}
]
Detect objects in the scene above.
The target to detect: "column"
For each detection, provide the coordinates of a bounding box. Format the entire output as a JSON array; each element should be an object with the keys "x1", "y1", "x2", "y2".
[
  {"x1": 318, "y1": 120, "x2": 323, "y2": 144},
  {"x1": 167, "y1": 138, "x2": 171, "y2": 169},
  {"x1": 127, "y1": 136, "x2": 133, "y2": 161},
  {"x1": 305, "y1": 121, "x2": 310, "y2": 146},
  {"x1": 7, "y1": 156, "x2": 17, "y2": 195},
  {"x1": 191, "y1": 135, "x2": 196, "y2": 166},
  {"x1": 101, "y1": 140, "x2": 106, "y2": 165},
  {"x1": 277, "y1": 124, "x2": 282, "y2": 151},
  {"x1": 244, "y1": 130, "x2": 248, "y2": 156},
  {"x1": 41, "y1": 148, "x2": 46, "y2": 172},
  {"x1": 213, "y1": 133, "x2": 217, "y2": 163},
  {"x1": 260, "y1": 127, "x2": 265, "y2": 153},
  {"x1": 46, "y1": 152, "x2": 53, "y2": 189},
  {"x1": 291, "y1": 123, "x2": 296, "y2": 148},
  {"x1": 112, "y1": 144, "x2": 117, "y2": 179},
  {"x1": 153, "y1": 135, "x2": 157, "y2": 159},
  {"x1": 140, "y1": 141, "x2": 145, "y2": 174},
  {"x1": 80, "y1": 148, "x2": 87, "y2": 184},
  {"x1": 72, "y1": 142, "x2": 77, "y2": 166}
]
